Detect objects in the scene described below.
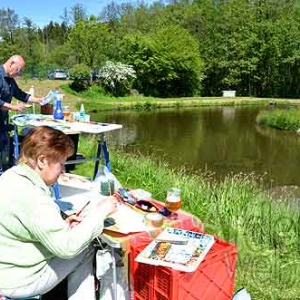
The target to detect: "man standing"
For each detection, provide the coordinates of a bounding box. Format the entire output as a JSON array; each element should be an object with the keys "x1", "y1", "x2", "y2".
[{"x1": 0, "y1": 55, "x2": 44, "y2": 171}]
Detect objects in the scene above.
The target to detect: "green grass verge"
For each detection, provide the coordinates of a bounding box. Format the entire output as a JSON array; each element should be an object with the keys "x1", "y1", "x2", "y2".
[
  {"x1": 257, "y1": 107, "x2": 300, "y2": 131},
  {"x1": 18, "y1": 79, "x2": 300, "y2": 113},
  {"x1": 60, "y1": 83, "x2": 282, "y2": 112}
]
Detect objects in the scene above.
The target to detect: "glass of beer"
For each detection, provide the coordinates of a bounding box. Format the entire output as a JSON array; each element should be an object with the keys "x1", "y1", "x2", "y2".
[
  {"x1": 165, "y1": 188, "x2": 181, "y2": 219},
  {"x1": 63, "y1": 106, "x2": 71, "y2": 121}
]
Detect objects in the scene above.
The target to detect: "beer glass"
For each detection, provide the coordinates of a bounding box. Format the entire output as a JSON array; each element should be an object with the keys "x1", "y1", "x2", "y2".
[
  {"x1": 63, "y1": 106, "x2": 71, "y2": 121},
  {"x1": 165, "y1": 188, "x2": 181, "y2": 219}
]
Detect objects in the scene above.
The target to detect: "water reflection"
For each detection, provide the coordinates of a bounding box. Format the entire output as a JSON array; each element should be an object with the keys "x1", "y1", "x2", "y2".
[{"x1": 92, "y1": 106, "x2": 300, "y2": 190}]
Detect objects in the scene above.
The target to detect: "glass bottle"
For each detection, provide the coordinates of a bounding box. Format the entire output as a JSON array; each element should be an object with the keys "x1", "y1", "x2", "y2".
[
  {"x1": 79, "y1": 103, "x2": 85, "y2": 122},
  {"x1": 53, "y1": 94, "x2": 64, "y2": 120}
]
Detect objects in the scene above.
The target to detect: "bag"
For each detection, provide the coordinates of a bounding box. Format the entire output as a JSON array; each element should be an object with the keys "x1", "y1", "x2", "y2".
[
  {"x1": 233, "y1": 288, "x2": 251, "y2": 300},
  {"x1": 93, "y1": 165, "x2": 122, "y2": 195},
  {"x1": 96, "y1": 249, "x2": 129, "y2": 300}
]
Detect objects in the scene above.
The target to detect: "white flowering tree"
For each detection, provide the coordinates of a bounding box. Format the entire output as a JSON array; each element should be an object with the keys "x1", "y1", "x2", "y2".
[{"x1": 98, "y1": 61, "x2": 136, "y2": 97}]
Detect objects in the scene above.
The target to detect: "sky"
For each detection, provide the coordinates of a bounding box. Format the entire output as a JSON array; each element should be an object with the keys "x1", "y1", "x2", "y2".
[{"x1": 1, "y1": 0, "x2": 154, "y2": 27}]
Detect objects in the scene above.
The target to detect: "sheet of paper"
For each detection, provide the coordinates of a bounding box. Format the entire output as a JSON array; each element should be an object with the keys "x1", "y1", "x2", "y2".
[
  {"x1": 56, "y1": 186, "x2": 92, "y2": 215},
  {"x1": 40, "y1": 90, "x2": 54, "y2": 106},
  {"x1": 105, "y1": 204, "x2": 148, "y2": 234},
  {"x1": 57, "y1": 189, "x2": 147, "y2": 233}
]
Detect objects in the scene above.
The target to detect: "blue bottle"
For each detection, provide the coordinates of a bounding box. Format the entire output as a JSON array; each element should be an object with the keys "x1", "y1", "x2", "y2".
[{"x1": 53, "y1": 94, "x2": 64, "y2": 120}]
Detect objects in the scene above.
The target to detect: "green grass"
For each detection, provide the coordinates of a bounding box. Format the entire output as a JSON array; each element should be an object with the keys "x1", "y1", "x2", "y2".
[
  {"x1": 74, "y1": 137, "x2": 300, "y2": 299},
  {"x1": 17, "y1": 79, "x2": 300, "y2": 113},
  {"x1": 257, "y1": 107, "x2": 300, "y2": 131}
]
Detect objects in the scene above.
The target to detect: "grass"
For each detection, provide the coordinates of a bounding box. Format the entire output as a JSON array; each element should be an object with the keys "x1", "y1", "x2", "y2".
[
  {"x1": 16, "y1": 79, "x2": 84, "y2": 112},
  {"x1": 16, "y1": 79, "x2": 300, "y2": 113},
  {"x1": 74, "y1": 135, "x2": 300, "y2": 300},
  {"x1": 257, "y1": 107, "x2": 300, "y2": 131}
]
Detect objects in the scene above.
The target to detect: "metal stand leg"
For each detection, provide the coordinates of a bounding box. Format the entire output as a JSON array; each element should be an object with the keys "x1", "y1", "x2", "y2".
[
  {"x1": 102, "y1": 139, "x2": 111, "y2": 172},
  {"x1": 111, "y1": 247, "x2": 118, "y2": 300},
  {"x1": 13, "y1": 126, "x2": 20, "y2": 163},
  {"x1": 93, "y1": 138, "x2": 102, "y2": 180},
  {"x1": 93, "y1": 134, "x2": 111, "y2": 180}
]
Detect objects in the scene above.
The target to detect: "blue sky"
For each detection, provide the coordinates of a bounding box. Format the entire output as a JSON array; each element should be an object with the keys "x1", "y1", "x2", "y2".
[{"x1": 2, "y1": 0, "x2": 154, "y2": 27}]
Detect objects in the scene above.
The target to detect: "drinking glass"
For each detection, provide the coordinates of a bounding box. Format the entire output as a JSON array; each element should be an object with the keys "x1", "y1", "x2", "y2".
[
  {"x1": 63, "y1": 106, "x2": 71, "y2": 121},
  {"x1": 165, "y1": 188, "x2": 181, "y2": 219}
]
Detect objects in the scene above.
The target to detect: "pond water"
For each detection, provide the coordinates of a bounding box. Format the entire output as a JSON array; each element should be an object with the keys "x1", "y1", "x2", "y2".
[{"x1": 91, "y1": 105, "x2": 300, "y2": 194}]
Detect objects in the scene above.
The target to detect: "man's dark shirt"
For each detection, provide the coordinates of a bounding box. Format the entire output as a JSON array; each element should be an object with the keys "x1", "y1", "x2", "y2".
[{"x1": 0, "y1": 65, "x2": 29, "y2": 132}]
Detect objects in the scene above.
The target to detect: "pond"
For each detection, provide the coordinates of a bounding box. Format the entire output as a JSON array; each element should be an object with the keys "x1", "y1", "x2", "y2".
[{"x1": 91, "y1": 105, "x2": 300, "y2": 195}]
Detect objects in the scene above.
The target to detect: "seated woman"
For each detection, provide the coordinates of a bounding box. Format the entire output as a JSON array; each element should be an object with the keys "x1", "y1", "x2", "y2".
[{"x1": 0, "y1": 126, "x2": 117, "y2": 300}]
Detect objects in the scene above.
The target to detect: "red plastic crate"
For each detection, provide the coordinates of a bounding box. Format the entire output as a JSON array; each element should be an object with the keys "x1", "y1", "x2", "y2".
[{"x1": 130, "y1": 233, "x2": 237, "y2": 300}]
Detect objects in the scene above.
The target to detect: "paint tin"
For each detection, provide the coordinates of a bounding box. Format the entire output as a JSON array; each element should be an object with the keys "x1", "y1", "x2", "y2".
[{"x1": 144, "y1": 212, "x2": 164, "y2": 227}]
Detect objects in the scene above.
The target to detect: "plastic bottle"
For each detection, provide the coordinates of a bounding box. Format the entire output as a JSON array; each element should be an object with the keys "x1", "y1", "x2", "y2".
[
  {"x1": 53, "y1": 93, "x2": 64, "y2": 120},
  {"x1": 79, "y1": 103, "x2": 86, "y2": 122}
]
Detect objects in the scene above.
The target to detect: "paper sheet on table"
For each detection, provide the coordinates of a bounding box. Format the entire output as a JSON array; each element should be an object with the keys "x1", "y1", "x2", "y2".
[
  {"x1": 56, "y1": 188, "x2": 92, "y2": 215},
  {"x1": 40, "y1": 90, "x2": 54, "y2": 106},
  {"x1": 105, "y1": 204, "x2": 148, "y2": 234}
]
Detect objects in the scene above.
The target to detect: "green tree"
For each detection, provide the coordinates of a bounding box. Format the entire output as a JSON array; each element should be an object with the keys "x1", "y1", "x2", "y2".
[
  {"x1": 276, "y1": 16, "x2": 300, "y2": 97},
  {"x1": 122, "y1": 25, "x2": 204, "y2": 97},
  {"x1": 68, "y1": 17, "x2": 112, "y2": 68},
  {"x1": 0, "y1": 8, "x2": 19, "y2": 44},
  {"x1": 0, "y1": 40, "x2": 18, "y2": 62},
  {"x1": 69, "y1": 63, "x2": 91, "y2": 92},
  {"x1": 69, "y1": 3, "x2": 88, "y2": 24},
  {"x1": 16, "y1": 18, "x2": 45, "y2": 77}
]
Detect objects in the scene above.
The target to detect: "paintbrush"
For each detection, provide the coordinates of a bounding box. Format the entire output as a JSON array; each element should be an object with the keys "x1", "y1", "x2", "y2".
[{"x1": 75, "y1": 200, "x2": 91, "y2": 216}]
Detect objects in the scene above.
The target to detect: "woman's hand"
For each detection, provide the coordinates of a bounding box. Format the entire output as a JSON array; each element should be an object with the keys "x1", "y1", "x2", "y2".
[
  {"x1": 66, "y1": 196, "x2": 118, "y2": 228},
  {"x1": 65, "y1": 214, "x2": 83, "y2": 228},
  {"x1": 97, "y1": 196, "x2": 118, "y2": 216}
]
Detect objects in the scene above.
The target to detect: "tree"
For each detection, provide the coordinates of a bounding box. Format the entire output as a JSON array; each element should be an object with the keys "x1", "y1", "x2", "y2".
[
  {"x1": 0, "y1": 40, "x2": 18, "y2": 62},
  {"x1": 68, "y1": 17, "x2": 112, "y2": 68},
  {"x1": 122, "y1": 25, "x2": 204, "y2": 97},
  {"x1": 18, "y1": 18, "x2": 43, "y2": 77},
  {"x1": 0, "y1": 8, "x2": 19, "y2": 43},
  {"x1": 69, "y1": 3, "x2": 88, "y2": 24},
  {"x1": 69, "y1": 63, "x2": 91, "y2": 92}
]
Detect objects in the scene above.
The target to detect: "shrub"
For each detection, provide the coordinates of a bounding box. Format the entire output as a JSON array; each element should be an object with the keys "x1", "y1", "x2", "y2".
[
  {"x1": 98, "y1": 61, "x2": 136, "y2": 97},
  {"x1": 69, "y1": 64, "x2": 91, "y2": 92}
]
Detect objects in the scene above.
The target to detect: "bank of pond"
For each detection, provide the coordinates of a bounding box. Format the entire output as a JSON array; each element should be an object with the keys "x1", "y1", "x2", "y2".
[
  {"x1": 79, "y1": 98, "x2": 275, "y2": 112},
  {"x1": 257, "y1": 106, "x2": 300, "y2": 131},
  {"x1": 74, "y1": 145, "x2": 300, "y2": 300}
]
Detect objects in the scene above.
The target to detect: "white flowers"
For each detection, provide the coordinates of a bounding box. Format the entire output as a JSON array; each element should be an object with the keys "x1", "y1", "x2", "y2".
[{"x1": 98, "y1": 61, "x2": 136, "y2": 96}]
